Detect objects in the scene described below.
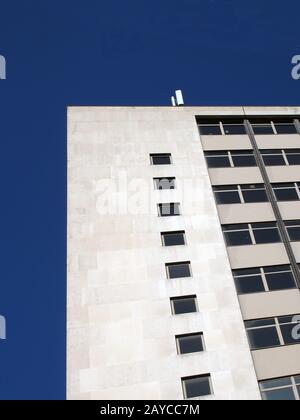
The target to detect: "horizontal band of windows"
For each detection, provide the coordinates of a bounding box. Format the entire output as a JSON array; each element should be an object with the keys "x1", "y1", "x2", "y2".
[
  {"x1": 245, "y1": 315, "x2": 300, "y2": 351},
  {"x1": 213, "y1": 184, "x2": 268, "y2": 204},
  {"x1": 222, "y1": 222, "x2": 282, "y2": 246},
  {"x1": 233, "y1": 265, "x2": 297, "y2": 294},
  {"x1": 205, "y1": 151, "x2": 257, "y2": 168},
  {"x1": 260, "y1": 376, "x2": 300, "y2": 401}
]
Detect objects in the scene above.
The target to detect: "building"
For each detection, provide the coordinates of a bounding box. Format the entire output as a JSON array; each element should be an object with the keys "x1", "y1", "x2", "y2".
[{"x1": 67, "y1": 106, "x2": 300, "y2": 400}]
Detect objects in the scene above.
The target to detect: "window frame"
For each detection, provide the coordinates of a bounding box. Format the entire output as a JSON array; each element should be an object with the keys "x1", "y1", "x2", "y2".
[
  {"x1": 158, "y1": 202, "x2": 181, "y2": 217},
  {"x1": 166, "y1": 261, "x2": 192, "y2": 279},
  {"x1": 170, "y1": 295, "x2": 198, "y2": 316},
  {"x1": 182, "y1": 374, "x2": 213, "y2": 399},
  {"x1": 150, "y1": 153, "x2": 172, "y2": 166},
  {"x1": 176, "y1": 332, "x2": 205, "y2": 355},
  {"x1": 153, "y1": 177, "x2": 176, "y2": 190},
  {"x1": 161, "y1": 231, "x2": 186, "y2": 247}
]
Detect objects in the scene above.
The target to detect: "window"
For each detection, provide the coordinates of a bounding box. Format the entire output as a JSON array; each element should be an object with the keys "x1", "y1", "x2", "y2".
[
  {"x1": 213, "y1": 184, "x2": 268, "y2": 204},
  {"x1": 161, "y1": 231, "x2": 186, "y2": 247},
  {"x1": 251, "y1": 122, "x2": 274, "y2": 135},
  {"x1": 199, "y1": 124, "x2": 222, "y2": 135},
  {"x1": 241, "y1": 184, "x2": 268, "y2": 203},
  {"x1": 170, "y1": 295, "x2": 198, "y2": 315},
  {"x1": 154, "y1": 177, "x2": 176, "y2": 190},
  {"x1": 285, "y1": 149, "x2": 300, "y2": 165},
  {"x1": 233, "y1": 265, "x2": 296, "y2": 295},
  {"x1": 260, "y1": 376, "x2": 300, "y2": 401},
  {"x1": 272, "y1": 183, "x2": 300, "y2": 202},
  {"x1": 213, "y1": 185, "x2": 241, "y2": 204},
  {"x1": 222, "y1": 222, "x2": 281, "y2": 247},
  {"x1": 158, "y1": 203, "x2": 180, "y2": 217},
  {"x1": 176, "y1": 333, "x2": 205, "y2": 355},
  {"x1": 150, "y1": 153, "x2": 172, "y2": 165},
  {"x1": 245, "y1": 315, "x2": 300, "y2": 350},
  {"x1": 222, "y1": 123, "x2": 246, "y2": 135},
  {"x1": 182, "y1": 375, "x2": 213, "y2": 399},
  {"x1": 285, "y1": 220, "x2": 300, "y2": 242},
  {"x1": 260, "y1": 150, "x2": 286, "y2": 166},
  {"x1": 274, "y1": 123, "x2": 297, "y2": 134},
  {"x1": 166, "y1": 262, "x2": 191, "y2": 279},
  {"x1": 204, "y1": 151, "x2": 256, "y2": 168}
]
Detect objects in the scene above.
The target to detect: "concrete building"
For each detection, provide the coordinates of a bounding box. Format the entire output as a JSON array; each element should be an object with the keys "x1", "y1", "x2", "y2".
[{"x1": 67, "y1": 106, "x2": 300, "y2": 400}]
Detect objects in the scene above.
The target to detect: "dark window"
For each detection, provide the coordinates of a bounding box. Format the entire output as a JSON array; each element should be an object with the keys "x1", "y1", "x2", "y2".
[
  {"x1": 231, "y1": 151, "x2": 257, "y2": 167},
  {"x1": 278, "y1": 316, "x2": 300, "y2": 346},
  {"x1": 261, "y1": 150, "x2": 286, "y2": 166},
  {"x1": 252, "y1": 123, "x2": 274, "y2": 135},
  {"x1": 182, "y1": 375, "x2": 213, "y2": 399},
  {"x1": 222, "y1": 224, "x2": 252, "y2": 246},
  {"x1": 166, "y1": 262, "x2": 191, "y2": 279},
  {"x1": 176, "y1": 333, "x2": 204, "y2": 355},
  {"x1": 245, "y1": 319, "x2": 281, "y2": 350},
  {"x1": 154, "y1": 177, "x2": 176, "y2": 190},
  {"x1": 260, "y1": 377, "x2": 298, "y2": 401},
  {"x1": 275, "y1": 123, "x2": 297, "y2": 134},
  {"x1": 171, "y1": 296, "x2": 198, "y2": 315},
  {"x1": 158, "y1": 203, "x2": 180, "y2": 217},
  {"x1": 285, "y1": 150, "x2": 300, "y2": 165},
  {"x1": 223, "y1": 124, "x2": 246, "y2": 135},
  {"x1": 204, "y1": 151, "x2": 231, "y2": 168},
  {"x1": 285, "y1": 220, "x2": 300, "y2": 242},
  {"x1": 150, "y1": 153, "x2": 172, "y2": 165},
  {"x1": 199, "y1": 124, "x2": 222, "y2": 135},
  {"x1": 213, "y1": 186, "x2": 241, "y2": 204},
  {"x1": 264, "y1": 266, "x2": 296, "y2": 291},
  {"x1": 162, "y1": 231, "x2": 186, "y2": 247},
  {"x1": 233, "y1": 268, "x2": 265, "y2": 295},
  {"x1": 272, "y1": 183, "x2": 300, "y2": 202},
  {"x1": 241, "y1": 184, "x2": 269, "y2": 203},
  {"x1": 252, "y1": 222, "x2": 281, "y2": 244}
]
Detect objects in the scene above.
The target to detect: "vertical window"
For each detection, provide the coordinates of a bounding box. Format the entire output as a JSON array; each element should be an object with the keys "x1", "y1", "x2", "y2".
[
  {"x1": 154, "y1": 177, "x2": 176, "y2": 190},
  {"x1": 182, "y1": 375, "x2": 213, "y2": 399},
  {"x1": 161, "y1": 231, "x2": 186, "y2": 247},
  {"x1": 158, "y1": 203, "x2": 180, "y2": 217},
  {"x1": 176, "y1": 333, "x2": 205, "y2": 355},
  {"x1": 166, "y1": 262, "x2": 191, "y2": 279},
  {"x1": 150, "y1": 153, "x2": 172, "y2": 165},
  {"x1": 170, "y1": 296, "x2": 198, "y2": 315},
  {"x1": 260, "y1": 376, "x2": 300, "y2": 401}
]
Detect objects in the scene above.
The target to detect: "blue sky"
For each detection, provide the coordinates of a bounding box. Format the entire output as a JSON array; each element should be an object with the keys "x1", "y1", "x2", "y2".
[{"x1": 0, "y1": 0, "x2": 299, "y2": 400}]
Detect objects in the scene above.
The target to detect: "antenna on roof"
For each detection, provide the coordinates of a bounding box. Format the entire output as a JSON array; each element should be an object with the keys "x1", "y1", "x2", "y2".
[{"x1": 171, "y1": 90, "x2": 184, "y2": 106}]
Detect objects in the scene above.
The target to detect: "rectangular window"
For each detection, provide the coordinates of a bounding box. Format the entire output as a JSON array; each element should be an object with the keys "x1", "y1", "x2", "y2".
[
  {"x1": 245, "y1": 315, "x2": 300, "y2": 350},
  {"x1": 285, "y1": 220, "x2": 300, "y2": 242},
  {"x1": 251, "y1": 222, "x2": 281, "y2": 244},
  {"x1": 222, "y1": 224, "x2": 253, "y2": 246},
  {"x1": 274, "y1": 123, "x2": 298, "y2": 134},
  {"x1": 285, "y1": 149, "x2": 300, "y2": 165},
  {"x1": 176, "y1": 333, "x2": 205, "y2": 355},
  {"x1": 154, "y1": 177, "x2": 176, "y2": 190},
  {"x1": 166, "y1": 261, "x2": 191, "y2": 279},
  {"x1": 240, "y1": 184, "x2": 268, "y2": 203},
  {"x1": 230, "y1": 151, "x2": 257, "y2": 167},
  {"x1": 213, "y1": 185, "x2": 241, "y2": 204},
  {"x1": 252, "y1": 123, "x2": 275, "y2": 135},
  {"x1": 272, "y1": 183, "x2": 300, "y2": 202},
  {"x1": 260, "y1": 150, "x2": 286, "y2": 166},
  {"x1": 158, "y1": 203, "x2": 180, "y2": 217},
  {"x1": 150, "y1": 153, "x2": 172, "y2": 165},
  {"x1": 260, "y1": 376, "x2": 300, "y2": 401},
  {"x1": 223, "y1": 124, "x2": 246, "y2": 135},
  {"x1": 233, "y1": 265, "x2": 296, "y2": 295},
  {"x1": 199, "y1": 124, "x2": 222, "y2": 135},
  {"x1": 204, "y1": 151, "x2": 231, "y2": 168},
  {"x1": 161, "y1": 231, "x2": 186, "y2": 247},
  {"x1": 182, "y1": 374, "x2": 213, "y2": 399},
  {"x1": 170, "y1": 295, "x2": 198, "y2": 315}
]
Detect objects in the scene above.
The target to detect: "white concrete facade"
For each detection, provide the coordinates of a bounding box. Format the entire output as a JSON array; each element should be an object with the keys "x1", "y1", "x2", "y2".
[{"x1": 66, "y1": 106, "x2": 282, "y2": 401}]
